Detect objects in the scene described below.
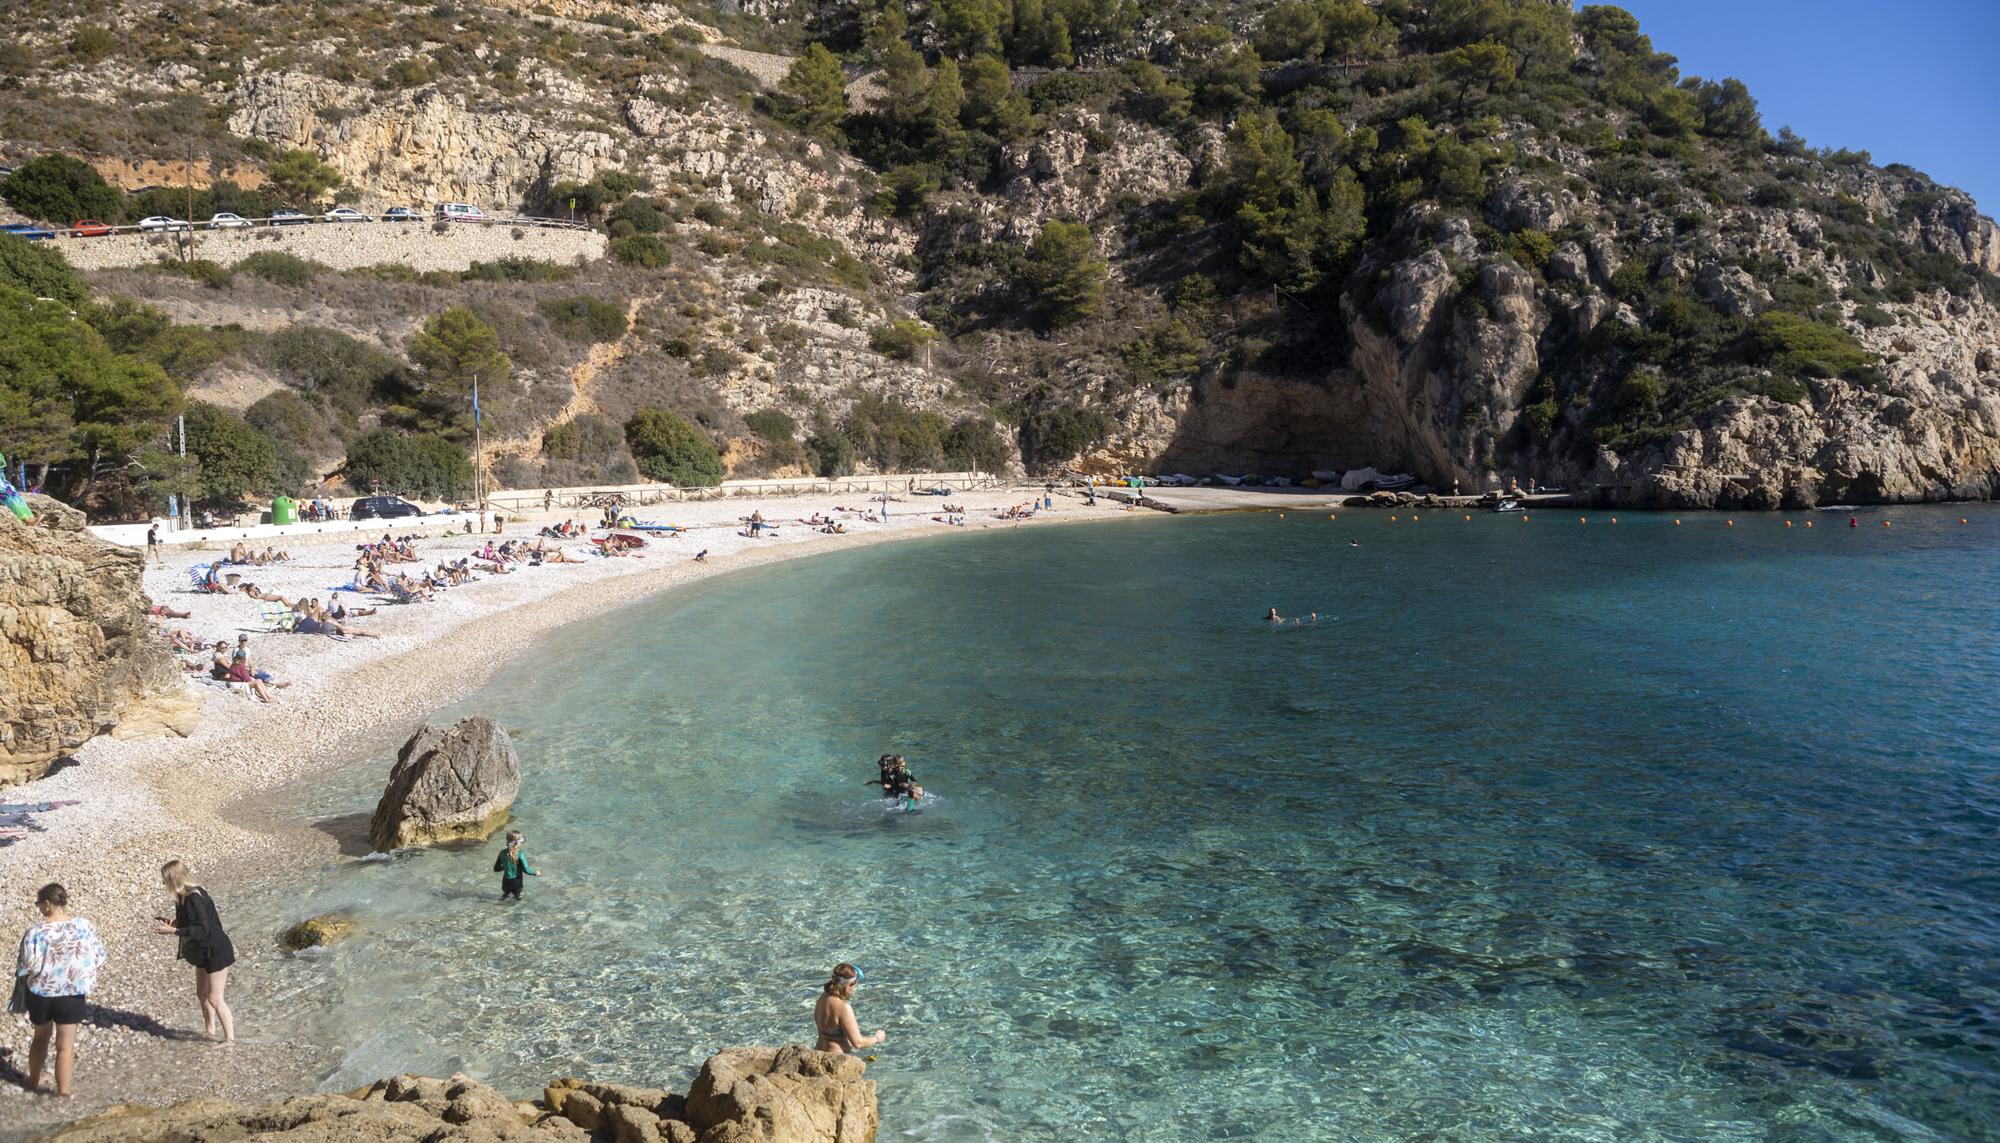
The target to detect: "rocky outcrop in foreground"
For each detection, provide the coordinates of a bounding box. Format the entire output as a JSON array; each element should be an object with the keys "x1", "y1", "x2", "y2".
[
  {"x1": 369, "y1": 716, "x2": 521, "y2": 851},
  {"x1": 54, "y1": 1047, "x2": 877, "y2": 1143},
  {"x1": 0, "y1": 497, "x2": 191, "y2": 786}
]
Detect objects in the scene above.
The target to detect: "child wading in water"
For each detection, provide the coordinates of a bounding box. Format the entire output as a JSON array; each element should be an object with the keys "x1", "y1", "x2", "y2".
[{"x1": 493, "y1": 831, "x2": 538, "y2": 900}]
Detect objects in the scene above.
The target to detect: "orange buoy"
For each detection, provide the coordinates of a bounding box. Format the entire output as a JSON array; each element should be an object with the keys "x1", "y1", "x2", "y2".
[
  {"x1": 1329, "y1": 514, "x2": 1337, "y2": 521},
  {"x1": 1610, "y1": 517, "x2": 1618, "y2": 524},
  {"x1": 1727, "y1": 520, "x2": 1735, "y2": 527},
  {"x1": 1674, "y1": 519, "x2": 1681, "y2": 525},
  {"x1": 1962, "y1": 518, "x2": 1969, "y2": 525},
  {"x1": 1413, "y1": 514, "x2": 1421, "y2": 521},
  {"x1": 1390, "y1": 515, "x2": 1398, "y2": 522},
  {"x1": 1806, "y1": 520, "x2": 1813, "y2": 527},
  {"x1": 1785, "y1": 520, "x2": 1793, "y2": 528},
  {"x1": 1521, "y1": 515, "x2": 1529, "y2": 522},
  {"x1": 1464, "y1": 514, "x2": 1471, "y2": 521},
  {"x1": 1579, "y1": 516, "x2": 1587, "y2": 524},
  {"x1": 1883, "y1": 520, "x2": 1892, "y2": 527}
]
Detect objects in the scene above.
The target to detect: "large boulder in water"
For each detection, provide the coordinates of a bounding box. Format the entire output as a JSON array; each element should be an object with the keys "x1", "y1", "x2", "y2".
[
  {"x1": 684, "y1": 1045, "x2": 878, "y2": 1143},
  {"x1": 368, "y1": 716, "x2": 519, "y2": 851},
  {"x1": 0, "y1": 495, "x2": 191, "y2": 786}
]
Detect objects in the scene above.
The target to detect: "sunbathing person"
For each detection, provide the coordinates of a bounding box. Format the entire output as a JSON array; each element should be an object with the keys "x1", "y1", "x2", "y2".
[
  {"x1": 227, "y1": 543, "x2": 251, "y2": 564},
  {"x1": 241, "y1": 583, "x2": 289, "y2": 604},
  {"x1": 149, "y1": 603, "x2": 193, "y2": 620}
]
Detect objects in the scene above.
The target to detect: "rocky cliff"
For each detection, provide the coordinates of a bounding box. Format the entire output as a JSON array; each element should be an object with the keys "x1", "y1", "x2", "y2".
[
  {"x1": 52, "y1": 1048, "x2": 877, "y2": 1143},
  {"x1": 0, "y1": 498, "x2": 190, "y2": 786},
  {"x1": 4, "y1": 0, "x2": 1997, "y2": 507}
]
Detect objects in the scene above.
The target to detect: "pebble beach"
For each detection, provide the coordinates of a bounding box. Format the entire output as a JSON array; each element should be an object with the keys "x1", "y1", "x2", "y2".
[{"x1": 0, "y1": 484, "x2": 1147, "y2": 1138}]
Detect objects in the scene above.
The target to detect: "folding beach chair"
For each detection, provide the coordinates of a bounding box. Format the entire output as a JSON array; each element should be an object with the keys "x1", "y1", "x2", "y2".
[{"x1": 255, "y1": 601, "x2": 297, "y2": 632}]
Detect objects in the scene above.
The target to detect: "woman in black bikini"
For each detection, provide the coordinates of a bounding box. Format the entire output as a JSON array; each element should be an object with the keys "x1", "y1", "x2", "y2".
[{"x1": 813, "y1": 963, "x2": 885, "y2": 1056}]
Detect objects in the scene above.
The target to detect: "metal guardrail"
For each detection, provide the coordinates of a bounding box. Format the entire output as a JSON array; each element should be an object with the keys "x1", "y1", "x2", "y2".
[{"x1": 22, "y1": 213, "x2": 594, "y2": 240}]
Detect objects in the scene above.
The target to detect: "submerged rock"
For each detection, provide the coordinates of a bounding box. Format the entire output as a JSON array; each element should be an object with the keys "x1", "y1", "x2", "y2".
[
  {"x1": 280, "y1": 913, "x2": 360, "y2": 951},
  {"x1": 368, "y1": 716, "x2": 520, "y2": 851}
]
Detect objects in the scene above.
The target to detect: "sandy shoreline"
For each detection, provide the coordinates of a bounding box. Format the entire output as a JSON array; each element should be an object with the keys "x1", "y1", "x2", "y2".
[{"x1": 0, "y1": 483, "x2": 1175, "y2": 1137}]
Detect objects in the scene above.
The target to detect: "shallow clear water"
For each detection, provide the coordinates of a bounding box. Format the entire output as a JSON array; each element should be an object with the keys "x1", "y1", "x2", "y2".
[{"x1": 241, "y1": 507, "x2": 2000, "y2": 1140}]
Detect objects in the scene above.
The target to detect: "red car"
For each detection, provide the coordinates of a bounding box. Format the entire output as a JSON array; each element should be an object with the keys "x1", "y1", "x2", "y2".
[{"x1": 69, "y1": 220, "x2": 113, "y2": 237}]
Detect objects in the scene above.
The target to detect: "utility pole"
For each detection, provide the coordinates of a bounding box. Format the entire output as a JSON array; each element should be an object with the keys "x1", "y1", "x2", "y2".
[
  {"x1": 183, "y1": 135, "x2": 195, "y2": 263},
  {"x1": 176, "y1": 412, "x2": 187, "y2": 530}
]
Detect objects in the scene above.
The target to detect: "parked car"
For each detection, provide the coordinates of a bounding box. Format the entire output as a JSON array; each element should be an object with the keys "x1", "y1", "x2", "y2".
[
  {"x1": 322, "y1": 206, "x2": 373, "y2": 223},
  {"x1": 383, "y1": 206, "x2": 423, "y2": 221},
  {"x1": 69, "y1": 219, "x2": 113, "y2": 237},
  {"x1": 1, "y1": 223, "x2": 56, "y2": 240},
  {"x1": 207, "y1": 212, "x2": 252, "y2": 229},
  {"x1": 349, "y1": 495, "x2": 424, "y2": 520},
  {"x1": 270, "y1": 208, "x2": 310, "y2": 226},
  {"x1": 434, "y1": 201, "x2": 488, "y2": 223},
  {"x1": 136, "y1": 216, "x2": 192, "y2": 232}
]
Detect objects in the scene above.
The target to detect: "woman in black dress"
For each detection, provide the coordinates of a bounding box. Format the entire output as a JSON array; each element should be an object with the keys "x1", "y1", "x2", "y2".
[{"x1": 151, "y1": 860, "x2": 237, "y2": 1043}]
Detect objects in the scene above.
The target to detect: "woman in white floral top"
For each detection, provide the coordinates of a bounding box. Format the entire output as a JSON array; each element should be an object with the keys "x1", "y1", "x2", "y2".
[{"x1": 14, "y1": 883, "x2": 107, "y2": 1097}]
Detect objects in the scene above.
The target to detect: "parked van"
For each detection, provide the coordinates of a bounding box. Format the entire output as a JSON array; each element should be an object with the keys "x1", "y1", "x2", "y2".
[{"x1": 434, "y1": 202, "x2": 488, "y2": 223}]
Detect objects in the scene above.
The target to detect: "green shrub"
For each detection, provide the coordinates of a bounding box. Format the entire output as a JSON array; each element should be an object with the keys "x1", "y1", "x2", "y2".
[
  {"x1": 1016, "y1": 220, "x2": 1107, "y2": 329},
  {"x1": 541, "y1": 413, "x2": 625, "y2": 461},
  {"x1": 943, "y1": 417, "x2": 1011, "y2": 472},
  {"x1": 610, "y1": 234, "x2": 672, "y2": 268},
  {"x1": 625, "y1": 406, "x2": 724, "y2": 486},
  {"x1": 1, "y1": 154, "x2": 122, "y2": 224},
  {"x1": 183, "y1": 401, "x2": 279, "y2": 504},
  {"x1": 343, "y1": 429, "x2": 473, "y2": 500},
  {"x1": 607, "y1": 198, "x2": 667, "y2": 234},
  {"x1": 1021, "y1": 402, "x2": 1111, "y2": 469},
  {"x1": 159, "y1": 259, "x2": 235, "y2": 289},
  {"x1": 464, "y1": 257, "x2": 572, "y2": 282},
  {"x1": 1748, "y1": 311, "x2": 1877, "y2": 383},
  {"x1": 539, "y1": 295, "x2": 629, "y2": 343},
  {"x1": 868, "y1": 319, "x2": 934, "y2": 360},
  {"x1": 0, "y1": 233, "x2": 88, "y2": 306},
  {"x1": 236, "y1": 250, "x2": 320, "y2": 287},
  {"x1": 258, "y1": 326, "x2": 400, "y2": 417},
  {"x1": 744, "y1": 408, "x2": 798, "y2": 441}
]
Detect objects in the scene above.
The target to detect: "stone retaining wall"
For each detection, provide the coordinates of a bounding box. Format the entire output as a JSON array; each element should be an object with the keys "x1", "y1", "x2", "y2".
[{"x1": 52, "y1": 221, "x2": 606, "y2": 273}]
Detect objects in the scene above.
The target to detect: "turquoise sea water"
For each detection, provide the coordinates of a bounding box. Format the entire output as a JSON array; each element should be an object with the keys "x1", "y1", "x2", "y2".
[{"x1": 242, "y1": 507, "x2": 2000, "y2": 1141}]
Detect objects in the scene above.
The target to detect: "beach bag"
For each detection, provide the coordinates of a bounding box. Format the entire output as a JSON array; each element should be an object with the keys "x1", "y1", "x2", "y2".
[{"x1": 6, "y1": 975, "x2": 26, "y2": 1015}]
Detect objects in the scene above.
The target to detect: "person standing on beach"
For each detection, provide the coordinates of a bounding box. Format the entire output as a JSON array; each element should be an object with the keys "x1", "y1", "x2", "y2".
[
  {"x1": 151, "y1": 861, "x2": 236, "y2": 1044},
  {"x1": 147, "y1": 523, "x2": 162, "y2": 565},
  {"x1": 813, "y1": 963, "x2": 885, "y2": 1057},
  {"x1": 494, "y1": 830, "x2": 538, "y2": 900},
  {"x1": 14, "y1": 883, "x2": 107, "y2": 1098}
]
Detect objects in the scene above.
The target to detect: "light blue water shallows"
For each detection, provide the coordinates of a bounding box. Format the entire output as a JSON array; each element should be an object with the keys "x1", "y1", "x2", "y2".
[{"x1": 246, "y1": 508, "x2": 2000, "y2": 1141}]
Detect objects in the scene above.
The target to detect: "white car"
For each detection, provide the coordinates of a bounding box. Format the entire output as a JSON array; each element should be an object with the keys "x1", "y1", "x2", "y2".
[
  {"x1": 207, "y1": 212, "x2": 252, "y2": 229},
  {"x1": 322, "y1": 206, "x2": 373, "y2": 223},
  {"x1": 136, "y1": 216, "x2": 192, "y2": 232}
]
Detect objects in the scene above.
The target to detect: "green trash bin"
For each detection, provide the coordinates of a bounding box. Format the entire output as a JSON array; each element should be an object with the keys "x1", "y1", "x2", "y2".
[{"x1": 271, "y1": 495, "x2": 298, "y2": 525}]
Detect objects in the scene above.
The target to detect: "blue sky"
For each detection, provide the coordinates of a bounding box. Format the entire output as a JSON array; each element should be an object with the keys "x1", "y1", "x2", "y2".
[{"x1": 1602, "y1": 0, "x2": 2000, "y2": 214}]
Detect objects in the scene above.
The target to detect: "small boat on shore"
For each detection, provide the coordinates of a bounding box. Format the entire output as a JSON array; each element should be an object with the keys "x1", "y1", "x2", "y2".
[{"x1": 1491, "y1": 499, "x2": 1524, "y2": 513}]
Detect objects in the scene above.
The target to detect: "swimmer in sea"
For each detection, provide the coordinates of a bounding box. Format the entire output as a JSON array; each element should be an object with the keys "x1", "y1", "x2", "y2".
[{"x1": 1265, "y1": 608, "x2": 1282, "y2": 622}]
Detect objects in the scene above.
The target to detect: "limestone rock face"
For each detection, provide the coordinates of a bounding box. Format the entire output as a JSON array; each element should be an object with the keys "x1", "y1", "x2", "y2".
[
  {"x1": 368, "y1": 716, "x2": 520, "y2": 851},
  {"x1": 0, "y1": 497, "x2": 185, "y2": 786},
  {"x1": 684, "y1": 1046, "x2": 879, "y2": 1143}
]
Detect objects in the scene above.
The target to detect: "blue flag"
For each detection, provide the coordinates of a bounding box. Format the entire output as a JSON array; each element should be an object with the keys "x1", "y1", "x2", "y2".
[{"x1": 472, "y1": 378, "x2": 481, "y2": 426}]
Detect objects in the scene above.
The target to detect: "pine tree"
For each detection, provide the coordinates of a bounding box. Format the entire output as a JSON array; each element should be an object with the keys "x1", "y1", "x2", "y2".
[{"x1": 780, "y1": 44, "x2": 849, "y2": 140}]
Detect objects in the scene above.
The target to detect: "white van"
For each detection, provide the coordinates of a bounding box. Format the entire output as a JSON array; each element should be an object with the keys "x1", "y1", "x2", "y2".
[{"x1": 434, "y1": 202, "x2": 488, "y2": 223}]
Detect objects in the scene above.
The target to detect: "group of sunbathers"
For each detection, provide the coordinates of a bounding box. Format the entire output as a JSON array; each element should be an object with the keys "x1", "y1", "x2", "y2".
[
  {"x1": 540, "y1": 519, "x2": 589, "y2": 538},
  {"x1": 225, "y1": 544, "x2": 291, "y2": 566}
]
